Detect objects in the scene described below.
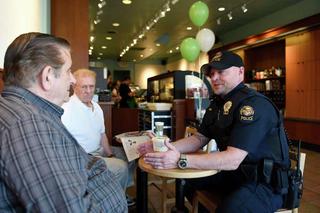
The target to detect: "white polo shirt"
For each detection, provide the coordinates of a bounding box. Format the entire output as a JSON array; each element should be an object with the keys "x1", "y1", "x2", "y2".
[{"x1": 61, "y1": 95, "x2": 105, "y2": 153}]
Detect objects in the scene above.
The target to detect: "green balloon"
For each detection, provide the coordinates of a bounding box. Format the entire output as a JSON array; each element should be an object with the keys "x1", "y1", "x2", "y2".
[
  {"x1": 180, "y1": 37, "x2": 200, "y2": 62},
  {"x1": 189, "y1": 1, "x2": 209, "y2": 27}
]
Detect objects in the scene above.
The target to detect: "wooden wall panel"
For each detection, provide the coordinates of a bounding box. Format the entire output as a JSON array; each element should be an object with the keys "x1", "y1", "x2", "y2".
[
  {"x1": 112, "y1": 108, "x2": 139, "y2": 138},
  {"x1": 285, "y1": 119, "x2": 320, "y2": 145},
  {"x1": 51, "y1": 0, "x2": 89, "y2": 71},
  {"x1": 99, "y1": 102, "x2": 113, "y2": 142}
]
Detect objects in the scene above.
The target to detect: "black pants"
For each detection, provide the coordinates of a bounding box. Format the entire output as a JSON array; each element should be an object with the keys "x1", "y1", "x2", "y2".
[{"x1": 185, "y1": 171, "x2": 283, "y2": 213}]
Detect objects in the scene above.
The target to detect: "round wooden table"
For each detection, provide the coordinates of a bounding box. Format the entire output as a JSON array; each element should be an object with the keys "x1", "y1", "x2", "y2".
[{"x1": 137, "y1": 158, "x2": 218, "y2": 213}]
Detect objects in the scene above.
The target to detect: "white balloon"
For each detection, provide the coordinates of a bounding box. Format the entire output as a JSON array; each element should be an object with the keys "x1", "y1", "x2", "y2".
[{"x1": 196, "y1": 28, "x2": 215, "y2": 52}]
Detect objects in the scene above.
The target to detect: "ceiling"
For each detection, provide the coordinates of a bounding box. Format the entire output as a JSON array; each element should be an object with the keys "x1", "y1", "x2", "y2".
[{"x1": 89, "y1": 0, "x2": 302, "y2": 63}]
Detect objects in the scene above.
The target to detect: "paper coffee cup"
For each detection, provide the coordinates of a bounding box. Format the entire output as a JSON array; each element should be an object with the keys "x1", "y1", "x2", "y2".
[{"x1": 152, "y1": 137, "x2": 168, "y2": 152}]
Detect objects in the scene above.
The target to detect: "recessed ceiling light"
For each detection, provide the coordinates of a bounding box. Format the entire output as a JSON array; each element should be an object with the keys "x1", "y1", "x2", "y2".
[
  {"x1": 112, "y1": 23, "x2": 120, "y2": 27},
  {"x1": 176, "y1": 46, "x2": 179, "y2": 50},
  {"x1": 140, "y1": 54, "x2": 144, "y2": 58},
  {"x1": 169, "y1": 50, "x2": 173, "y2": 53},
  {"x1": 99, "y1": 53, "x2": 103, "y2": 55},
  {"x1": 156, "y1": 43, "x2": 160, "y2": 47},
  {"x1": 218, "y1": 7, "x2": 225, "y2": 11},
  {"x1": 101, "y1": 46, "x2": 107, "y2": 49},
  {"x1": 122, "y1": 0, "x2": 132, "y2": 5},
  {"x1": 105, "y1": 36, "x2": 112, "y2": 40},
  {"x1": 186, "y1": 26, "x2": 192, "y2": 30}
]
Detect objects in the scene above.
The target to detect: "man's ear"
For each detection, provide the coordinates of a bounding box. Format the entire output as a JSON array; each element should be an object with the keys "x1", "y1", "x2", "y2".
[{"x1": 39, "y1": 65, "x2": 54, "y2": 91}]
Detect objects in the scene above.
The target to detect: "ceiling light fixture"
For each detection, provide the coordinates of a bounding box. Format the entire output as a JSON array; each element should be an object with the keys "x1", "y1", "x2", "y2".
[
  {"x1": 169, "y1": 50, "x2": 173, "y2": 53},
  {"x1": 98, "y1": 1, "x2": 106, "y2": 8},
  {"x1": 119, "y1": 0, "x2": 176, "y2": 58},
  {"x1": 241, "y1": 4, "x2": 248, "y2": 13},
  {"x1": 112, "y1": 23, "x2": 120, "y2": 27},
  {"x1": 105, "y1": 36, "x2": 112, "y2": 40},
  {"x1": 101, "y1": 46, "x2": 107, "y2": 49},
  {"x1": 99, "y1": 53, "x2": 103, "y2": 56},
  {"x1": 176, "y1": 46, "x2": 179, "y2": 50},
  {"x1": 171, "y1": 0, "x2": 179, "y2": 5},
  {"x1": 218, "y1": 7, "x2": 225, "y2": 11},
  {"x1": 156, "y1": 43, "x2": 161, "y2": 47},
  {"x1": 90, "y1": 36, "x2": 95, "y2": 42},
  {"x1": 122, "y1": 0, "x2": 132, "y2": 5},
  {"x1": 140, "y1": 54, "x2": 144, "y2": 58},
  {"x1": 97, "y1": 57, "x2": 101, "y2": 60},
  {"x1": 186, "y1": 26, "x2": 192, "y2": 30},
  {"x1": 93, "y1": 19, "x2": 101, "y2": 25},
  {"x1": 228, "y1": 12, "x2": 233, "y2": 20},
  {"x1": 217, "y1": 18, "x2": 221, "y2": 25}
]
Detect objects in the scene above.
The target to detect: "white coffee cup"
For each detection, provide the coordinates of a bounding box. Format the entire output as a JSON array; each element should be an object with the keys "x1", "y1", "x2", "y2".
[{"x1": 152, "y1": 136, "x2": 168, "y2": 152}]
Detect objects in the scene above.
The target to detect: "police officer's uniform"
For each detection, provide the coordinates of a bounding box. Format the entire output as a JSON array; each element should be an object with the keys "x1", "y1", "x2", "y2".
[{"x1": 185, "y1": 52, "x2": 290, "y2": 213}]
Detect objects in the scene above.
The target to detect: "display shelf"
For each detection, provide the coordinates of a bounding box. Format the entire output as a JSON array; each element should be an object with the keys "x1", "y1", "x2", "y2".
[{"x1": 139, "y1": 109, "x2": 172, "y2": 139}]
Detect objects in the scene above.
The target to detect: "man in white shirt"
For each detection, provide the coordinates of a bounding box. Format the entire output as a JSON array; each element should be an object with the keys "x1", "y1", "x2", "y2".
[{"x1": 61, "y1": 68, "x2": 135, "y2": 206}]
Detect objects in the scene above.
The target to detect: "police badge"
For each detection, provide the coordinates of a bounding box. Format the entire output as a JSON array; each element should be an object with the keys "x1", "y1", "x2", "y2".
[
  {"x1": 211, "y1": 51, "x2": 222, "y2": 62},
  {"x1": 240, "y1": 105, "x2": 254, "y2": 121},
  {"x1": 223, "y1": 101, "x2": 232, "y2": 115}
]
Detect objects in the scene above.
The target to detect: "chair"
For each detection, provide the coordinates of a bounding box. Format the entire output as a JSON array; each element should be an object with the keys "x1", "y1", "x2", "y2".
[
  {"x1": 192, "y1": 151, "x2": 306, "y2": 213},
  {"x1": 275, "y1": 151, "x2": 306, "y2": 213}
]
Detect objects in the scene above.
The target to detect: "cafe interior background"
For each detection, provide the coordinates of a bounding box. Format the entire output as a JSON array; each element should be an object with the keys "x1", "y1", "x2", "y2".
[{"x1": 1, "y1": 0, "x2": 320, "y2": 212}]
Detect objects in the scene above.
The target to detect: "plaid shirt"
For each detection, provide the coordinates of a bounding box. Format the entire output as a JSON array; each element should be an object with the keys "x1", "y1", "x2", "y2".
[{"x1": 0, "y1": 86, "x2": 127, "y2": 213}]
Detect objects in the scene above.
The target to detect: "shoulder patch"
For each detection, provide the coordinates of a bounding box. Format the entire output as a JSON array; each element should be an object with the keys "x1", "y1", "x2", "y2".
[{"x1": 240, "y1": 105, "x2": 254, "y2": 121}]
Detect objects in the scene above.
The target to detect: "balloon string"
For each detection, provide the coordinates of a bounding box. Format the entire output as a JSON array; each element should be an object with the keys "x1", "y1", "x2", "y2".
[{"x1": 198, "y1": 25, "x2": 203, "y2": 122}]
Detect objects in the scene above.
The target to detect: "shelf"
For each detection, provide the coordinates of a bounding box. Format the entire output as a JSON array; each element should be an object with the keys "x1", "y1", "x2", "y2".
[{"x1": 247, "y1": 76, "x2": 285, "y2": 83}]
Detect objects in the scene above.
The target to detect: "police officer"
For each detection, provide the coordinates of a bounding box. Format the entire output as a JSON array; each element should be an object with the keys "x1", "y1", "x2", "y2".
[{"x1": 139, "y1": 51, "x2": 290, "y2": 212}]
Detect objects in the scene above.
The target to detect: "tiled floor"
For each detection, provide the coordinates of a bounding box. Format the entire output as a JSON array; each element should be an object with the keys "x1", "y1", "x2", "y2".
[{"x1": 128, "y1": 148, "x2": 320, "y2": 213}]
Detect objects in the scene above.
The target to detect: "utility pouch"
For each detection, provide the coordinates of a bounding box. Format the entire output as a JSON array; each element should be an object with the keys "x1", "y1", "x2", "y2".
[
  {"x1": 273, "y1": 169, "x2": 289, "y2": 194},
  {"x1": 261, "y1": 159, "x2": 273, "y2": 184}
]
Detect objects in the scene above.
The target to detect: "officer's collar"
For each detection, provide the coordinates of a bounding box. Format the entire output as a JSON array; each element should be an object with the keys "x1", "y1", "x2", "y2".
[{"x1": 218, "y1": 82, "x2": 246, "y2": 101}]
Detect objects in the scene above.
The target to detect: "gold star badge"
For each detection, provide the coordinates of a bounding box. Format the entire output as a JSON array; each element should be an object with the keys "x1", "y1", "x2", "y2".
[{"x1": 223, "y1": 101, "x2": 232, "y2": 115}]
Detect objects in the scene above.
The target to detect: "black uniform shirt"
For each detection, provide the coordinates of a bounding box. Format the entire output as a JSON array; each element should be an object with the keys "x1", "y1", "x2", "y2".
[{"x1": 199, "y1": 83, "x2": 287, "y2": 164}]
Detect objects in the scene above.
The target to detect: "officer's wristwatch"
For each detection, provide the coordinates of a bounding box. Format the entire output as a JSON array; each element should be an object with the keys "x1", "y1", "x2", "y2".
[{"x1": 177, "y1": 154, "x2": 188, "y2": 169}]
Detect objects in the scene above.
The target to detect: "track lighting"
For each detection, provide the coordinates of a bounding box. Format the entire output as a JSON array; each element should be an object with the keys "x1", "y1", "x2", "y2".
[
  {"x1": 217, "y1": 18, "x2": 221, "y2": 25},
  {"x1": 241, "y1": 4, "x2": 248, "y2": 13}
]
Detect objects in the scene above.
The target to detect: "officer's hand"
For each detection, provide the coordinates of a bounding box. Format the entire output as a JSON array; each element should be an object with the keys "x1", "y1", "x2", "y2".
[
  {"x1": 144, "y1": 140, "x2": 180, "y2": 169},
  {"x1": 137, "y1": 141, "x2": 154, "y2": 155}
]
